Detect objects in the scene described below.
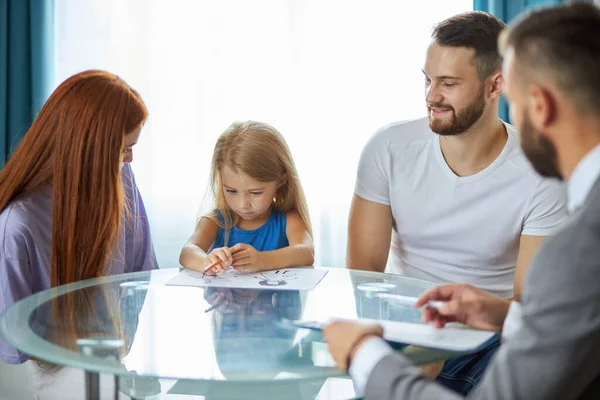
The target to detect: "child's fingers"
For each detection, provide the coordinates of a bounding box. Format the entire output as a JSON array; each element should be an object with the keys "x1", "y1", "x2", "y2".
[
  {"x1": 230, "y1": 243, "x2": 247, "y2": 254},
  {"x1": 213, "y1": 263, "x2": 226, "y2": 273},
  {"x1": 232, "y1": 251, "x2": 249, "y2": 262},
  {"x1": 232, "y1": 260, "x2": 251, "y2": 268},
  {"x1": 212, "y1": 250, "x2": 232, "y2": 268},
  {"x1": 221, "y1": 247, "x2": 234, "y2": 263}
]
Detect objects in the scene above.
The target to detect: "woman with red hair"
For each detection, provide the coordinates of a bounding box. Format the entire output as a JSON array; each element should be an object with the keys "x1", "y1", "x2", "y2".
[{"x1": 0, "y1": 70, "x2": 158, "y2": 365}]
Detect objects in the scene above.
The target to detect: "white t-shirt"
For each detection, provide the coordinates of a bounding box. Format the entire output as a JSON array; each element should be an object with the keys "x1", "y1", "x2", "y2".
[{"x1": 355, "y1": 117, "x2": 567, "y2": 298}]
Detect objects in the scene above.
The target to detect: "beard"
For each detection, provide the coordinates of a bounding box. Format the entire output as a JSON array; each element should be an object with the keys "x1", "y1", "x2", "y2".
[
  {"x1": 520, "y1": 110, "x2": 562, "y2": 179},
  {"x1": 428, "y1": 85, "x2": 486, "y2": 136}
]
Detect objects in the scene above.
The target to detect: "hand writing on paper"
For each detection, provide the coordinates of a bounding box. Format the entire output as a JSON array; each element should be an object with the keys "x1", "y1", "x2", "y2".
[
  {"x1": 204, "y1": 247, "x2": 235, "y2": 274},
  {"x1": 230, "y1": 243, "x2": 263, "y2": 272},
  {"x1": 415, "y1": 283, "x2": 511, "y2": 331},
  {"x1": 323, "y1": 320, "x2": 384, "y2": 371}
]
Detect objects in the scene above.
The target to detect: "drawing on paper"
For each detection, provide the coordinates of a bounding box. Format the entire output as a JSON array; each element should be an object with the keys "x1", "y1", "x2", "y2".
[
  {"x1": 201, "y1": 269, "x2": 298, "y2": 286},
  {"x1": 255, "y1": 271, "x2": 298, "y2": 286},
  {"x1": 168, "y1": 267, "x2": 327, "y2": 291},
  {"x1": 200, "y1": 268, "x2": 245, "y2": 284}
]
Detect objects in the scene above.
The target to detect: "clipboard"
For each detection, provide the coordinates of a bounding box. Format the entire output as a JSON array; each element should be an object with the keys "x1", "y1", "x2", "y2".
[{"x1": 282, "y1": 318, "x2": 499, "y2": 353}]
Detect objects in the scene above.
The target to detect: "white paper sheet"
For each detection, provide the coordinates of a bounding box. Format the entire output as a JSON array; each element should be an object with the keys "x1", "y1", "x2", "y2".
[
  {"x1": 167, "y1": 267, "x2": 328, "y2": 291},
  {"x1": 291, "y1": 318, "x2": 498, "y2": 352},
  {"x1": 376, "y1": 319, "x2": 497, "y2": 351}
]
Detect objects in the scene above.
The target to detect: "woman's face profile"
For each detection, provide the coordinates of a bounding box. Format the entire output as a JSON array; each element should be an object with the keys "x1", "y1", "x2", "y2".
[{"x1": 121, "y1": 127, "x2": 142, "y2": 167}]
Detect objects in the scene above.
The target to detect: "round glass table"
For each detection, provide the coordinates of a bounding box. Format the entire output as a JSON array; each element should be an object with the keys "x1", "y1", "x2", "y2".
[{"x1": 0, "y1": 267, "x2": 460, "y2": 400}]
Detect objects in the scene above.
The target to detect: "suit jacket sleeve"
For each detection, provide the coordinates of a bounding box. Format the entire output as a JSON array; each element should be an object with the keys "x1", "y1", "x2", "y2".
[{"x1": 365, "y1": 197, "x2": 600, "y2": 400}]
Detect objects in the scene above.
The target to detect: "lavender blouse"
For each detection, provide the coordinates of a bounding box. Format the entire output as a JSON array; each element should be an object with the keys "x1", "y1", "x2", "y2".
[{"x1": 0, "y1": 164, "x2": 158, "y2": 363}]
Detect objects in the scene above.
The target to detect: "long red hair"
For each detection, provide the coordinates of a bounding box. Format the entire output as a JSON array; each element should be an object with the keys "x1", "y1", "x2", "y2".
[{"x1": 0, "y1": 70, "x2": 148, "y2": 287}]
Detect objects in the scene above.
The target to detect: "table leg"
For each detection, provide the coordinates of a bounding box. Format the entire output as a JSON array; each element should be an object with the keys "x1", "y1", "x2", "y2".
[
  {"x1": 82, "y1": 370, "x2": 121, "y2": 400},
  {"x1": 77, "y1": 338, "x2": 125, "y2": 400},
  {"x1": 84, "y1": 370, "x2": 100, "y2": 400},
  {"x1": 114, "y1": 375, "x2": 120, "y2": 400}
]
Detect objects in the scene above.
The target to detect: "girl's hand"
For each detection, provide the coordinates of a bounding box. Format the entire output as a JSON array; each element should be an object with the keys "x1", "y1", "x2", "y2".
[
  {"x1": 205, "y1": 247, "x2": 234, "y2": 273},
  {"x1": 230, "y1": 243, "x2": 263, "y2": 272}
]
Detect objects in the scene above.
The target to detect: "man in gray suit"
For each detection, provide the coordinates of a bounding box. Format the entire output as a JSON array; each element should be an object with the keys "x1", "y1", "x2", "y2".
[{"x1": 323, "y1": 3, "x2": 600, "y2": 399}]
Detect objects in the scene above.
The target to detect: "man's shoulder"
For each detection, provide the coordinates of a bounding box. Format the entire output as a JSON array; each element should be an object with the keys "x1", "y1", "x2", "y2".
[
  {"x1": 503, "y1": 122, "x2": 546, "y2": 182},
  {"x1": 374, "y1": 117, "x2": 435, "y2": 141},
  {"x1": 366, "y1": 117, "x2": 435, "y2": 152}
]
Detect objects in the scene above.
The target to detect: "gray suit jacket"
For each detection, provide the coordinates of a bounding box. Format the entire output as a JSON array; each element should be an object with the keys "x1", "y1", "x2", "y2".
[{"x1": 365, "y1": 177, "x2": 600, "y2": 400}]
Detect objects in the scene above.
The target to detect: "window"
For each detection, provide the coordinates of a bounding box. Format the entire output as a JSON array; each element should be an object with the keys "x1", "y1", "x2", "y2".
[{"x1": 55, "y1": 0, "x2": 472, "y2": 268}]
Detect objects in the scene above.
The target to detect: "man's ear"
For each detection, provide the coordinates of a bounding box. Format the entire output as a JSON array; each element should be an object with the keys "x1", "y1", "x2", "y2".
[
  {"x1": 528, "y1": 85, "x2": 556, "y2": 130},
  {"x1": 488, "y1": 71, "x2": 503, "y2": 100}
]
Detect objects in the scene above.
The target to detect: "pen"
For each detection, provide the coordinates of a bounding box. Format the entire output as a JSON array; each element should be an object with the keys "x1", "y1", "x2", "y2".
[
  {"x1": 202, "y1": 248, "x2": 244, "y2": 277},
  {"x1": 375, "y1": 292, "x2": 446, "y2": 309},
  {"x1": 202, "y1": 259, "x2": 223, "y2": 277}
]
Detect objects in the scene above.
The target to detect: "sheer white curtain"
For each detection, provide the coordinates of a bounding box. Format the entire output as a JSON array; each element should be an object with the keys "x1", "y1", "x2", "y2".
[{"x1": 54, "y1": 0, "x2": 471, "y2": 268}]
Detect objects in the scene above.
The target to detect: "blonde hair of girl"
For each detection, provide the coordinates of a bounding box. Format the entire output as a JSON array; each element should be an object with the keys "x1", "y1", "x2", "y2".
[{"x1": 209, "y1": 121, "x2": 312, "y2": 244}]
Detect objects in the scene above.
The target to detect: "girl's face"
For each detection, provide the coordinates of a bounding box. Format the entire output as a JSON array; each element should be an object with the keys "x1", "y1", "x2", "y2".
[{"x1": 220, "y1": 166, "x2": 280, "y2": 222}]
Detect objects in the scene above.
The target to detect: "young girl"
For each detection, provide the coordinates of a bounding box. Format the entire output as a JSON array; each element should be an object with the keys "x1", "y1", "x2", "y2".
[{"x1": 180, "y1": 121, "x2": 314, "y2": 274}]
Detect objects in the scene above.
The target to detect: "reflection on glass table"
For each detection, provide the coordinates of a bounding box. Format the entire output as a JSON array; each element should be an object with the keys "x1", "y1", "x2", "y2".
[{"x1": 0, "y1": 268, "x2": 463, "y2": 399}]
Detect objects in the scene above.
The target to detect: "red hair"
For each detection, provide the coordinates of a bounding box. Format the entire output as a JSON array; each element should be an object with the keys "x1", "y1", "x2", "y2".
[{"x1": 0, "y1": 70, "x2": 148, "y2": 286}]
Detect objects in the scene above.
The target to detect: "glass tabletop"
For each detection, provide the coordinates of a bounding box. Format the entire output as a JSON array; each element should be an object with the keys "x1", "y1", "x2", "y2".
[{"x1": 0, "y1": 267, "x2": 459, "y2": 385}]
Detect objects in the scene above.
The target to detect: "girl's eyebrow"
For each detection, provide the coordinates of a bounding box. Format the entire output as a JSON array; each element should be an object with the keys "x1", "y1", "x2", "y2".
[{"x1": 223, "y1": 184, "x2": 266, "y2": 191}]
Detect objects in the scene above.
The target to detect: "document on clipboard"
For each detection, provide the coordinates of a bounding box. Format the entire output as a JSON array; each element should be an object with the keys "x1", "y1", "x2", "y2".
[{"x1": 283, "y1": 318, "x2": 498, "y2": 352}]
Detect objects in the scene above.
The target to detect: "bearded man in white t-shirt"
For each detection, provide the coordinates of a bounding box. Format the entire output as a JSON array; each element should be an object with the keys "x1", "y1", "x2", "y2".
[{"x1": 348, "y1": 11, "x2": 567, "y2": 395}]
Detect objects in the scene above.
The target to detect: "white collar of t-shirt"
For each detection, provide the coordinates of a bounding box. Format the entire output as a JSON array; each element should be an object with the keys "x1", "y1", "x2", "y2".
[
  {"x1": 567, "y1": 143, "x2": 600, "y2": 213},
  {"x1": 433, "y1": 121, "x2": 516, "y2": 184}
]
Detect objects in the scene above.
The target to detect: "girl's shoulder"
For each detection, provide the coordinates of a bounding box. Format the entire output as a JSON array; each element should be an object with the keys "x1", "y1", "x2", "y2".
[
  {"x1": 281, "y1": 209, "x2": 300, "y2": 221},
  {"x1": 196, "y1": 211, "x2": 222, "y2": 229},
  {"x1": 282, "y1": 209, "x2": 308, "y2": 231}
]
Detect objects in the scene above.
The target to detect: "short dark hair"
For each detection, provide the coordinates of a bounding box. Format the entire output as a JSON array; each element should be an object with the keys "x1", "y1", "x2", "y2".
[
  {"x1": 499, "y1": 3, "x2": 600, "y2": 117},
  {"x1": 432, "y1": 11, "x2": 506, "y2": 80}
]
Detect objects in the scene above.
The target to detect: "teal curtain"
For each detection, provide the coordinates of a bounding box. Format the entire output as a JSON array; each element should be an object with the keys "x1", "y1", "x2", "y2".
[
  {"x1": 474, "y1": 0, "x2": 572, "y2": 122},
  {"x1": 0, "y1": 0, "x2": 54, "y2": 166}
]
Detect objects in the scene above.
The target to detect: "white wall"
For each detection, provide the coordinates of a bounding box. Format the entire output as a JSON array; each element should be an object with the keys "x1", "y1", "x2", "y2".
[{"x1": 54, "y1": 0, "x2": 472, "y2": 269}]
